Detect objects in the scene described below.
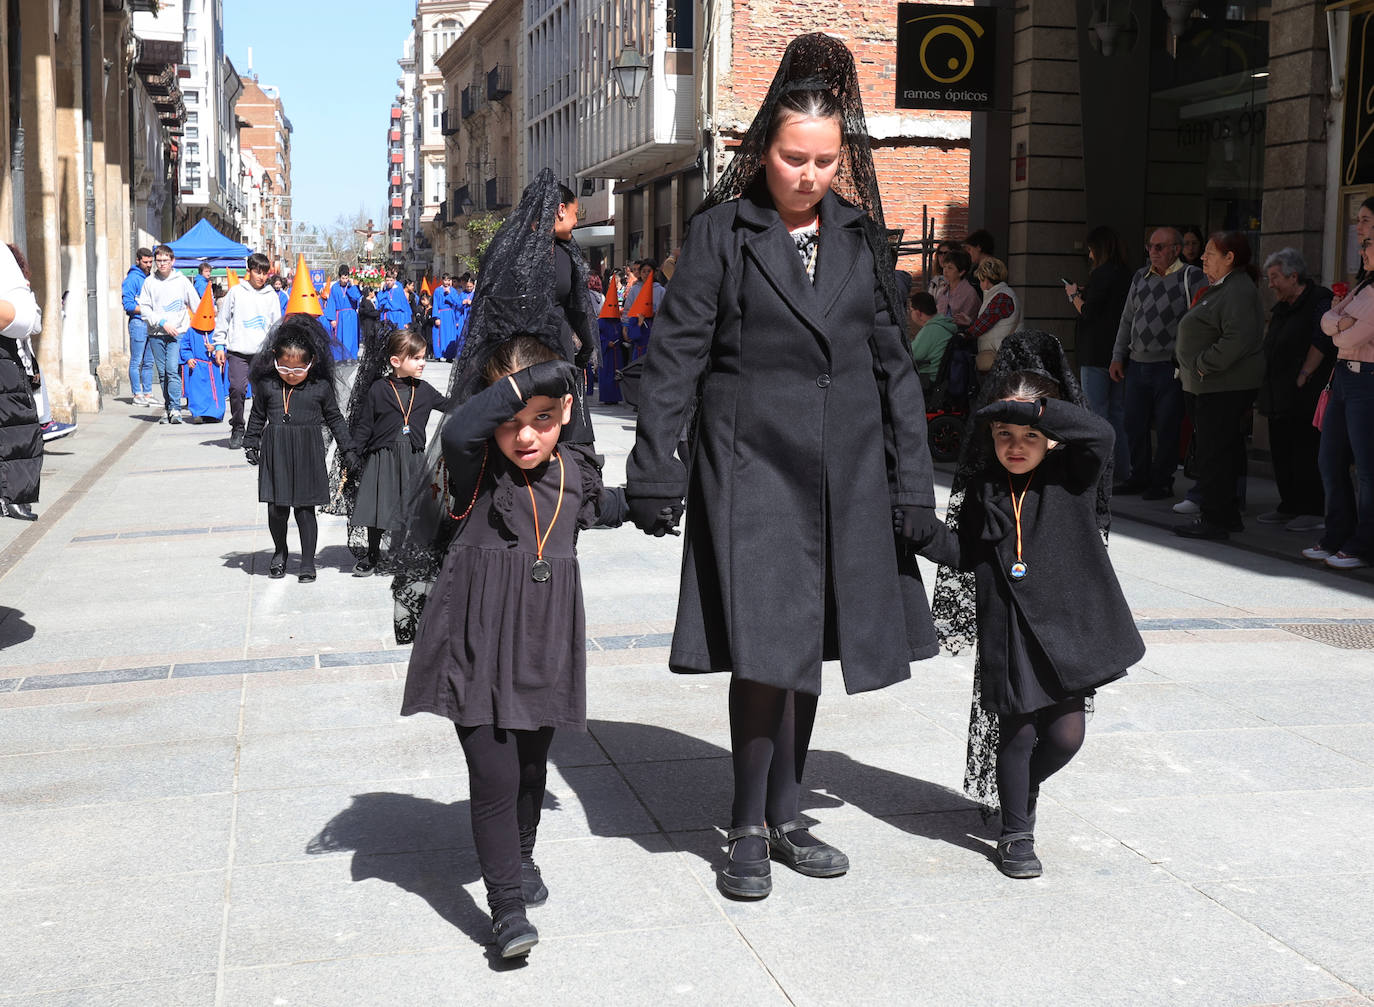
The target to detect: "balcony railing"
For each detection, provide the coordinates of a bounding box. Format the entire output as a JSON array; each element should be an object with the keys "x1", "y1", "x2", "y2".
[
  {"x1": 485, "y1": 176, "x2": 511, "y2": 210},
  {"x1": 487, "y1": 64, "x2": 512, "y2": 102},
  {"x1": 441, "y1": 109, "x2": 458, "y2": 136},
  {"x1": 453, "y1": 184, "x2": 471, "y2": 215},
  {"x1": 461, "y1": 86, "x2": 475, "y2": 119}
]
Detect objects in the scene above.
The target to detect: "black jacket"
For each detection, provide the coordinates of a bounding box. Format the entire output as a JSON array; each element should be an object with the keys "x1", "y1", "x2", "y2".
[
  {"x1": 1075, "y1": 261, "x2": 1132, "y2": 369},
  {"x1": 0, "y1": 337, "x2": 41, "y2": 506},
  {"x1": 626, "y1": 188, "x2": 939, "y2": 695},
  {"x1": 1257, "y1": 283, "x2": 1334, "y2": 418},
  {"x1": 921, "y1": 399, "x2": 1143, "y2": 709}
]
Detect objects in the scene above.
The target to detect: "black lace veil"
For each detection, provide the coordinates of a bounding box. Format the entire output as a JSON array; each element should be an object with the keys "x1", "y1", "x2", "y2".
[
  {"x1": 386, "y1": 169, "x2": 567, "y2": 643},
  {"x1": 696, "y1": 32, "x2": 906, "y2": 336},
  {"x1": 929, "y1": 330, "x2": 1112, "y2": 813}
]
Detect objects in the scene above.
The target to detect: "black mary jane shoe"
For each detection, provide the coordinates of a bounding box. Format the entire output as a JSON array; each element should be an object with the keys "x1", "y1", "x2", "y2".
[
  {"x1": 996, "y1": 832, "x2": 1043, "y2": 879},
  {"x1": 718, "y1": 825, "x2": 772, "y2": 899},
  {"x1": 767, "y1": 818, "x2": 850, "y2": 878},
  {"x1": 521, "y1": 861, "x2": 548, "y2": 908},
  {"x1": 1173, "y1": 517, "x2": 1231, "y2": 541},
  {"x1": 492, "y1": 912, "x2": 539, "y2": 959},
  {"x1": 351, "y1": 556, "x2": 376, "y2": 577},
  {"x1": 268, "y1": 555, "x2": 287, "y2": 579},
  {"x1": 298, "y1": 569, "x2": 317, "y2": 584},
  {"x1": 0, "y1": 498, "x2": 37, "y2": 522}
]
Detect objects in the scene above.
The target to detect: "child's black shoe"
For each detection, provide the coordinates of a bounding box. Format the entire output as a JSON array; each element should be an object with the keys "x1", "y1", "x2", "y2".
[
  {"x1": 352, "y1": 556, "x2": 376, "y2": 577},
  {"x1": 492, "y1": 912, "x2": 539, "y2": 958},
  {"x1": 718, "y1": 825, "x2": 771, "y2": 899},
  {"x1": 521, "y1": 861, "x2": 548, "y2": 907},
  {"x1": 298, "y1": 569, "x2": 316, "y2": 584},
  {"x1": 268, "y1": 553, "x2": 287, "y2": 579},
  {"x1": 996, "y1": 832, "x2": 1042, "y2": 879}
]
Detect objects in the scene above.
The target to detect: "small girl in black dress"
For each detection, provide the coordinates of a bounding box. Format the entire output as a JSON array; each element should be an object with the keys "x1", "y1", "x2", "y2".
[
  {"x1": 400, "y1": 335, "x2": 626, "y2": 959},
  {"x1": 244, "y1": 315, "x2": 358, "y2": 582},
  {"x1": 347, "y1": 327, "x2": 450, "y2": 576},
  {"x1": 915, "y1": 331, "x2": 1144, "y2": 880}
]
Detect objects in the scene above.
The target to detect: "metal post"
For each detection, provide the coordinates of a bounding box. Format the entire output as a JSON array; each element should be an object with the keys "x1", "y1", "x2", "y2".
[
  {"x1": 81, "y1": 0, "x2": 100, "y2": 378},
  {"x1": 6, "y1": 0, "x2": 24, "y2": 255}
]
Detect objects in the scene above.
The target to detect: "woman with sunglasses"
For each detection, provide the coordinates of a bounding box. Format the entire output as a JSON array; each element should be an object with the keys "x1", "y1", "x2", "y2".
[{"x1": 244, "y1": 314, "x2": 360, "y2": 582}]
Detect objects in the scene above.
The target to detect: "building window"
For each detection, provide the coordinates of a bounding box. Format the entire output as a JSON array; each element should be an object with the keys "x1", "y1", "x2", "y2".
[
  {"x1": 666, "y1": 0, "x2": 693, "y2": 49},
  {"x1": 183, "y1": 89, "x2": 199, "y2": 105}
]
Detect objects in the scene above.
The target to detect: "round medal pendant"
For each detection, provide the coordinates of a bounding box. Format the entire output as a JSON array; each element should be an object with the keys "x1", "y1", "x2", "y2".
[
  {"x1": 531, "y1": 559, "x2": 552, "y2": 583},
  {"x1": 1010, "y1": 561, "x2": 1028, "y2": 581},
  {"x1": 402, "y1": 424, "x2": 411, "y2": 435}
]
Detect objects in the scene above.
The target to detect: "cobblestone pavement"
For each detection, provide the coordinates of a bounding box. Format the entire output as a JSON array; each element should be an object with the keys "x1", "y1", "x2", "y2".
[{"x1": 1, "y1": 376, "x2": 1372, "y2": 1006}]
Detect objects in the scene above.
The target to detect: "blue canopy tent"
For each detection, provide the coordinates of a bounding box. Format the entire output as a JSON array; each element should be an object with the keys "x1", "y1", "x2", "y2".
[{"x1": 166, "y1": 219, "x2": 254, "y2": 268}]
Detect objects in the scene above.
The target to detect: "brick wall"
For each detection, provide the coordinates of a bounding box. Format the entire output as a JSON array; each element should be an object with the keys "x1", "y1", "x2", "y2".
[{"x1": 718, "y1": 0, "x2": 972, "y2": 282}]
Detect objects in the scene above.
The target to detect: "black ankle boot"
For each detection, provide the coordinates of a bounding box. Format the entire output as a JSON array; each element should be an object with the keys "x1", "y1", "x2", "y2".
[
  {"x1": 996, "y1": 832, "x2": 1042, "y2": 879},
  {"x1": 492, "y1": 911, "x2": 538, "y2": 958},
  {"x1": 520, "y1": 861, "x2": 548, "y2": 907}
]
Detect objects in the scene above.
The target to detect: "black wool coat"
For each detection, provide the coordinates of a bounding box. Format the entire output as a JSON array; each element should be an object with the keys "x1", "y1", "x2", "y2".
[
  {"x1": 921, "y1": 400, "x2": 1144, "y2": 709},
  {"x1": 0, "y1": 338, "x2": 41, "y2": 506},
  {"x1": 626, "y1": 188, "x2": 940, "y2": 696},
  {"x1": 1257, "y1": 283, "x2": 1334, "y2": 419}
]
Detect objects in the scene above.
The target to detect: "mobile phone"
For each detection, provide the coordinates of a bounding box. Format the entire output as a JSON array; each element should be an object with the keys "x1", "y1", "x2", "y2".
[{"x1": 1060, "y1": 277, "x2": 1073, "y2": 286}]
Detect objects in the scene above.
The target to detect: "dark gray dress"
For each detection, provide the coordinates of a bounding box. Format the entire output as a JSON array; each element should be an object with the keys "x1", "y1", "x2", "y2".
[{"x1": 244, "y1": 377, "x2": 353, "y2": 507}]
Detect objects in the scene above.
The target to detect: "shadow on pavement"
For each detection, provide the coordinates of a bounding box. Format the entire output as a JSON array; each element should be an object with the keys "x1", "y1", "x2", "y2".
[
  {"x1": 306, "y1": 792, "x2": 527, "y2": 971},
  {"x1": 219, "y1": 545, "x2": 359, "y2": 576},
  {"x1": 0, "y1": 606, "x2": 36, "y2": 651}
]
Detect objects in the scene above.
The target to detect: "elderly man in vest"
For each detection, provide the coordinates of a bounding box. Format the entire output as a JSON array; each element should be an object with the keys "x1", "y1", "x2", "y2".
[{"x1": 1109, "y1": 227, "x2": 1205, "y2": 498}]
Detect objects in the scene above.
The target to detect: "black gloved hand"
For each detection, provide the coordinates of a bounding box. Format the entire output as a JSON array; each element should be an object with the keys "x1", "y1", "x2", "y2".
[
  {"x1": 574, "y1": 339, "x2": 594, "y2": 369},
  {"x1": 626, "y1": 495, "x2": 683, "y2": 537},
  {"x1": 511, "y1": 359, "x2": 577, "y2": 400},
  {"x1": 977, "y1": 397, "x2": 1044, "y2": 426},
  {"x1": 245, "y1": 447, "x2": 259, "y2": 466},
  {"x1": 893, "y1": 506, "x2": 942, "y2": 550},
  {"x1": 344, "y1": 451, "x2": 362, "y2": 473},
  {"x1": 595, "y1": 486, "x2": 629, "y2": 529}
]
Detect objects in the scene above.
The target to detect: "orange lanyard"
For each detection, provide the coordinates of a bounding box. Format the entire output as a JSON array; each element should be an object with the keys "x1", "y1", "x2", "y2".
[
  {"x1": 388, "y1": 379, "x2": 416, "y2": 434},
  {"x1": 1008, "y1": 473, "x2": 1032, "y2": 581},
  {"x1": 520, "y1": 451, "x2": 565, "y2": 582},
  {"x1": 282, "y1": 385, "x2": 295, "y2": 422}
]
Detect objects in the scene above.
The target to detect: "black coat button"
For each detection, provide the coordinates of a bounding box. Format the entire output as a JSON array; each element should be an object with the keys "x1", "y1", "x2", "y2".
[{"x1": 816, "y1": 373, "x2": 831, "y2": 388}]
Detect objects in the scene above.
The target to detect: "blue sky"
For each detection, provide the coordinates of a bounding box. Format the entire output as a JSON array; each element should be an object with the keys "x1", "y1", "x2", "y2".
[{"x1": 224, "y1": 4, "x2": 403, "y2": 232}]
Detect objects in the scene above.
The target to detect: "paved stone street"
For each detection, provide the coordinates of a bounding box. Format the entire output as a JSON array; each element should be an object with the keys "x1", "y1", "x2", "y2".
[{"x1": 1, "y1": 374, "x2": 1372, "y2": 1006}]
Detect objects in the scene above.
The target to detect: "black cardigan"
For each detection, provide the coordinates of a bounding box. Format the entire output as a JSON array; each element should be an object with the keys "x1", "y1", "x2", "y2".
[
  {"x1": 1075, "y1": 261, "x2": 1133, "y2": 369},
  {"x1": 353, "y1": 376, "x2": 450, "y2": 455},
  {"x1": 921, "y1": 399, "x2": 1144, "y2": 709}
]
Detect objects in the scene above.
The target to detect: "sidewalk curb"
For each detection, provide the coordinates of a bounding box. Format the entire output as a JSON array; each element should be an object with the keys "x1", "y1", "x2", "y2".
[{"x1": 0, "y1": 418, "x2": 154, "y2": 584}]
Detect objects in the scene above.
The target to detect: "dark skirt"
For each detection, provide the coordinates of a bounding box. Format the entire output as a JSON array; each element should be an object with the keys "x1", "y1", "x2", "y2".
[
  {"x1": 353, "y1": 433, "x2": 422, "y2": 530},
  {"x1": 258, "y1": 421, "x2": 330, "y2": 507},
  {"x1": 0, "y1": 338, "x2": 41, "y2": 505}
]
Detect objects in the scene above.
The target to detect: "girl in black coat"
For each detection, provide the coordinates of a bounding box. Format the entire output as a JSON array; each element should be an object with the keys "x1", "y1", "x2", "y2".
[
  {"x1": 244, "y1": 315, "x2": 358, "y2": 582},
  {"x1": 918, "y1": 332, "x2": 1144, "y2": 879},
  {"x1": 625, "y1": 34, "x2": 941, "y2": 900}
]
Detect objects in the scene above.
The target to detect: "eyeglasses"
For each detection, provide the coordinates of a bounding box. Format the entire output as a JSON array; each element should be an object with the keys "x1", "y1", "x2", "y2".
[
  {"x1": 275, "y1": 361, "x2": 313, "y2": 377},
  {"x1": 1144, "y1": 242, "x2": 1178, "y2": 253}
]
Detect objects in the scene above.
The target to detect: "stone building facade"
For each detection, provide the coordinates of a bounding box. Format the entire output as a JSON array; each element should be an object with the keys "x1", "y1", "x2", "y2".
[{"x1": 235, "y1": 76, "x2": 293, "y2": 270}]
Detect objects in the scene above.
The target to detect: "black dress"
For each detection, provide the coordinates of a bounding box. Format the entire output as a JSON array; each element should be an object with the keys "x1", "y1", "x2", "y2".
[
  {"x1": 0, "y1": 337, "x2": 41, "y2": 506},
  {"x1": 352, "y1": 377, "x2": 448, "y2": 530},
  {"x1": 244, "y1": 377, "x2": 354, "y2": 507},
  {"x1": 400, "y1": 379, "x2": 622, "y2": 730}
]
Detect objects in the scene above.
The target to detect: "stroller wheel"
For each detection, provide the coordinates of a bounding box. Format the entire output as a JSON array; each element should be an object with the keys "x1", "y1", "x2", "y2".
[{"x1": 927, "y1": 413, "x2": 964, "y2": 463}]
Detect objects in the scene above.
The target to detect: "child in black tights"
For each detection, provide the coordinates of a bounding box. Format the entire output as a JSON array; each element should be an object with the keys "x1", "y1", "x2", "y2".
[
  {"x1": 917, "y1": 342, "x2": 1144, "y2": 878},
  {"x1": 399, "y1": 337, "x2": 626, "y2": 959},
  {"x1": 243, "y1": 315, "x2": 357, "y2": 582}
]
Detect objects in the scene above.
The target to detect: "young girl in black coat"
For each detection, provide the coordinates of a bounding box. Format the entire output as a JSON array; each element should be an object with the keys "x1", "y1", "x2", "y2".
[
  {"x1": 345, "y1": 327, "x2": 450, "y2": 575},
  {"x1": 916, "y1": 331, "x2": 1144, "y2": 879},
  {"x1": 399, "y1": 336, "x2": 626, "y2": 959},
  {"x1": 244, "y1": 314, "x2": 358, "y2": 582}
]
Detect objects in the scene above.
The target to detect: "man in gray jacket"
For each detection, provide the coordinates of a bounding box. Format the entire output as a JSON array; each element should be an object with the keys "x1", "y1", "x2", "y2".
[
  {"x1": 136, "y1": 245, "x2": 199, "y2": 424},
  {"x1": 1109, "y1": 227, "x2": 1205, "y2": 498}
]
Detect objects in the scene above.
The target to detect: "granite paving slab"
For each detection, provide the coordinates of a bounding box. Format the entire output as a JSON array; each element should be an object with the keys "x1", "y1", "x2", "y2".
[
  {"x1": 0, "y1": 691, "x2": 241, "y2": 757},
  {"x1": 0, "y1": 737, "x2": 237, "y2": 810}
]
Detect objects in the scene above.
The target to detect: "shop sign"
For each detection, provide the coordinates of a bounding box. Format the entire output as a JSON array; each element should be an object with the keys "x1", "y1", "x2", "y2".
[{"x1": 895, "y1": 4, "x2": 997, "y2": 112}]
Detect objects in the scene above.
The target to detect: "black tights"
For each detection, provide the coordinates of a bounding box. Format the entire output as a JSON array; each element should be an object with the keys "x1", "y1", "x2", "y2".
[
  {"x1": 457, "y1": 724, "x2": 554, "y2": 922},
  {"x1": 267, "y1": 505, "x2": 318, "y2": 571},
  {"x1": 996, "y1": 698, "x2": 1086, "y2": 835},
  {"x1": 366, "y1": 526, "x2": 383, "y2": 562},
  {"x1": 728, "y1": 677, "x2": 820, "y2": 859}
]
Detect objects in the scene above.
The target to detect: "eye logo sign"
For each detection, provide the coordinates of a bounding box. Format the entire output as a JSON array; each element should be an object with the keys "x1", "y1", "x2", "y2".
[
  {"x1": 910, "y1": 12, "x2": 983, "y2": 85},
  {"x1": 896, "y1": 4, "x2": 997, "y2": 111}
]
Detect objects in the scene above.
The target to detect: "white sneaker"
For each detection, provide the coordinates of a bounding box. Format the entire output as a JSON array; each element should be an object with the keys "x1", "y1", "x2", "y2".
[
  {"x1": 1302, "y1": 545, "x2": 1333, "y2": 560},
  {"x1": 1256, "y1": 510, "x2": 1293, "y2": 525},
  {"x1": 1285, "y1": 515, "x2": 1325, "y2": 533},
  {"x1": 1172, "y1": 499, "x2": 1200, "y2": 515},
  {"x1": 132, "y1": 393, "x2": 145, "y2": 406},
  {"x1": 1326, "y1": 551, "x2": 1370, "y2": 569}
]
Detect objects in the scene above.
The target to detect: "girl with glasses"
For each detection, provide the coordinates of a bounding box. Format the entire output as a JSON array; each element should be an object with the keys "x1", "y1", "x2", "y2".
[{"x1": 243, "y1": 315, "x2": 359, "y2": 582}]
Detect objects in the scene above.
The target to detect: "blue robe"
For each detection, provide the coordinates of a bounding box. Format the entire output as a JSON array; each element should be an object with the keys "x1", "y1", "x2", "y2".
[
  {"x1": 431, "y1": 285, "x2": 463, "y2": 359},
  {"x1": 597, "y1": 316, "x2": 623, "y2": 404},
  {"x1": 626, "y1": 316, "x2": 652, "y2": 361},
  {"x1": 194, "y1": 275, "x2": 210, "y2": 297},
  {"x1": 276, "y1": 289, "x2": 289, "y2": 312},
  {"x1": 178, "y1": 327, "x2": 229, "y2": 420},
  {"x1": 323, "y1": 283, "x2": 361, "y2": 360},
  {"x1": 380, "y1": 284, "x2": 412, "y2": 327}
]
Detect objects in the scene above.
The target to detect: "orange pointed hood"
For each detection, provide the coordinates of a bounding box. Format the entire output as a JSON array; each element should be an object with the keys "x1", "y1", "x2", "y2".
[
  {"x1": 190, "y1": 283, "x2": 216, "y2": 331},
  {"x1": 284, "y1": 254, "x2": 323, "y2": 315},
  {"x1": 598, "y1": 274, "x2": 621, "y2": 319},
  {"x1": 225, "y1": 267, "x2": 240, "y2": 288},
  {"x1": 627, "y1": 273, "x2": 655, "y2": 318}
]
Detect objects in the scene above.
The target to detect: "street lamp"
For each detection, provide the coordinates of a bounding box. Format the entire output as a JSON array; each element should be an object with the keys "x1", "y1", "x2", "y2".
[{"x1": 610, "y1": 41, "x2": 649, "y2": 106}]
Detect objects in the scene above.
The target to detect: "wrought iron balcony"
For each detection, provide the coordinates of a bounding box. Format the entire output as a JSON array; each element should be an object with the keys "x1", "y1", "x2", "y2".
[
  {"x1": 485, "y1": 177, "x2": 511, "y2": 210},
  {"x1": 487, "y1": 64, "x2": 512, "y2": 102},
  {"x1": 441, "y1": 109, "x2": 458, "y2": 136}
]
